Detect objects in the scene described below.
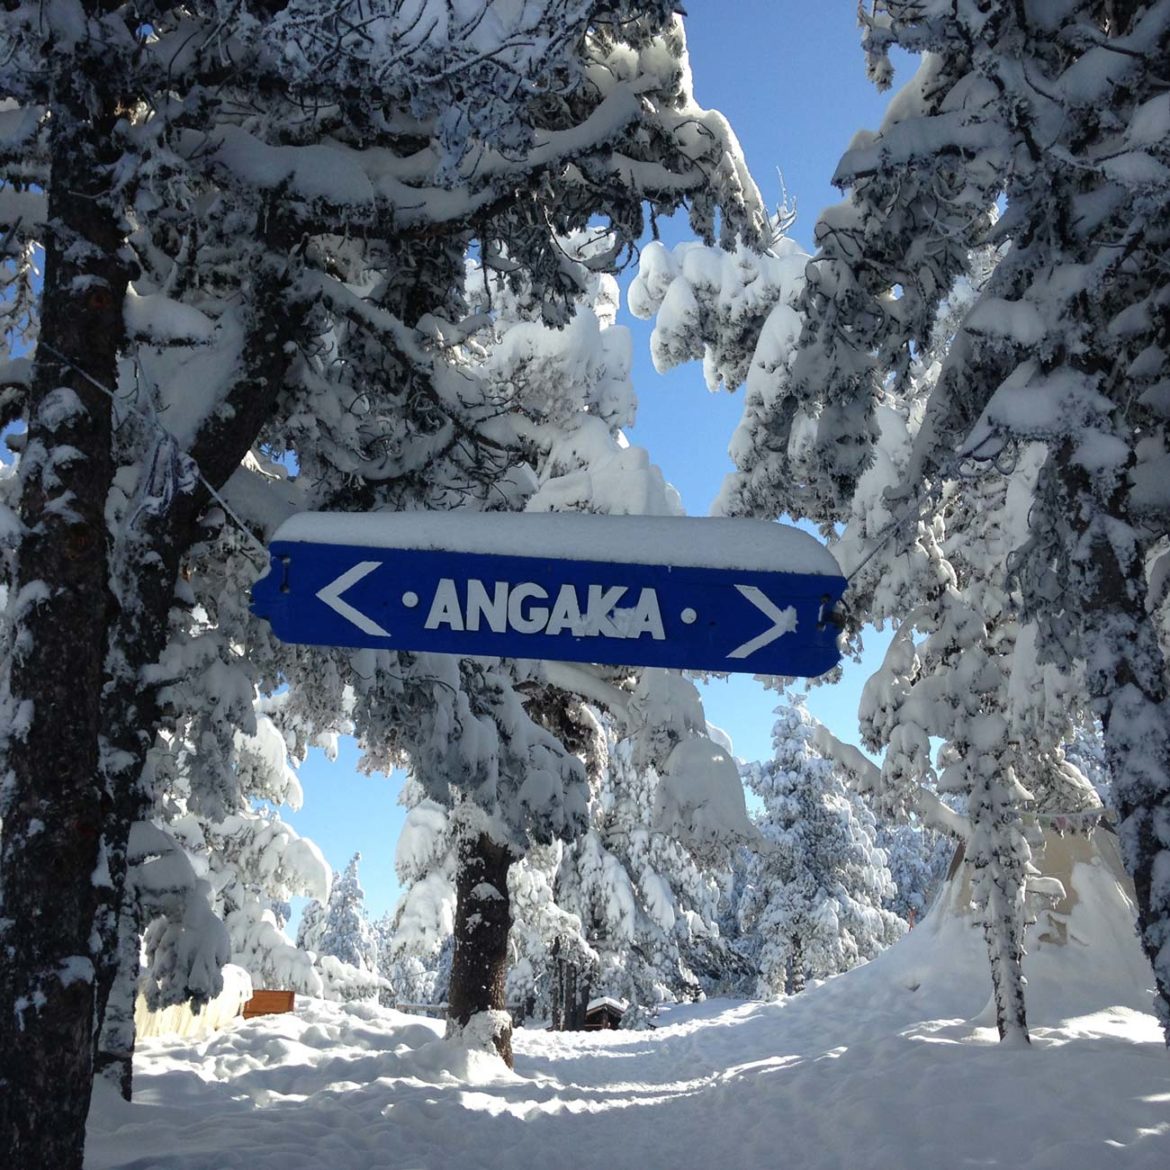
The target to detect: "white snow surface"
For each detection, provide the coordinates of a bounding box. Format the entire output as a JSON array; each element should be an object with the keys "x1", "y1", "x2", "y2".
[
  {"x1": 88, "y1": 868, "x2": 1170, "y2": 1170},
  {"x1": 271, "y1": 512, "x2": 841, "y2": 576}
]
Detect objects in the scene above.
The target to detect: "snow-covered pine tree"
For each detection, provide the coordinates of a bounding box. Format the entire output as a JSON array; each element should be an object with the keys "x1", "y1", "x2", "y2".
[
  {"x1": 808, "y1": 1, "x2": 1170, "y2": 1035},
  {"x1": 739, "y1": 699, "x2": 904, "y2": 997},
  {"x1": 631, "y1": 167, "x2": 1114, "y2": 1040},
  {"x1": 297, "y1": 854, "x2": 383, "y2": 1001},
  {"x1": 506, "y1": 841, "x2": 597, "y2": 1023},
  {"x1": 419, "y1": 237, "x2": 756, "y2": 1041},
  {"x1": 707, "y1": 841, "x2": 764, "y2": 997},
  {"x1": 876, "y1": 822, "x2": 951, "y2": 926},
  {"x1": 350, "y1": 244, "x2": 624, "y2": 1041},
  {"x1": 0, "y1": 3, "x2": 767, "y2": 1162},
  {"x1": 547, "y1": 672, "x2": 752, "y2": 1017},
  {"x1": 385, "y1": 777, "x2": 458, "y2": 1006},
  {"x1": 300, "y1": 854, "x2": 377, "y2": 973},
  {"x1": 377, "y1": 335, "x2": 756, "y2": 1027}
]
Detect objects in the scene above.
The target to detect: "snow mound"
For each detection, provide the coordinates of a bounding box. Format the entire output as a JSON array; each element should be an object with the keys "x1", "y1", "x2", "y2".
[{"x1": 134, "y1": 964, "x2": 253, "y2": 1041}]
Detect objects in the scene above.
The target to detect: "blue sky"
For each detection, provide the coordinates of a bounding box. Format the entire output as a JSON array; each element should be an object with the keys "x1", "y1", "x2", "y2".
[{"x1": 287, "y1": 3, "x2": 911, "y2": 919}]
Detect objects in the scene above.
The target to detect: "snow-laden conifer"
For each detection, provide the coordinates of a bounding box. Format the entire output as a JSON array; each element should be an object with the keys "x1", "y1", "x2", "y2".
[
  {"x1": 297, "y1": 854, "x2": 384, "y2": 1001},
  {"x1": 739, "y1": 699, "x2": 904, "y2": 997},
  {"x1": 817, "y1": 1, "x2": 1170, "y2": 1035},
  {"x1": 0, "y1": 2, "x2": 766, "y2": 1158},
  {"x1": 555, "y1": 719, "x2": 727, "y2": 1012},
  {"x1": 376, "y1": 776, "x2": 457, "y2": 1010},
  {"x1": 94, "y1": 699, "x2": 333, "y2": 1088},
  {"x1": 876, "y1": 822, "x2": 951, "y2": 926},
  {"x1": 631, "y1": 138, "x2": 1131, "y2": 1038}
]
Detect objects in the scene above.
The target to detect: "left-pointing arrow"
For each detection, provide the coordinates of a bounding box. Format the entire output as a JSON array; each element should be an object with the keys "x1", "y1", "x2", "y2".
[{"x1": 316, "y1": 561, "x2": 390, "y2": 638}]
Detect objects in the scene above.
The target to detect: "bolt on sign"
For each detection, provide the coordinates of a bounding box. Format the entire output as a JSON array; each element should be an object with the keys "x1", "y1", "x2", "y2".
[{"x1": 251, "y1": 512, "x2": 846, "y2": 678}]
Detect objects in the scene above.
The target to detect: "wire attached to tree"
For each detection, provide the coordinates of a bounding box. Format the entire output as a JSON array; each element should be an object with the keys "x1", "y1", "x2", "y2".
[{"x1": 37, "y1": 342, "x2": 271, "y2": 564}]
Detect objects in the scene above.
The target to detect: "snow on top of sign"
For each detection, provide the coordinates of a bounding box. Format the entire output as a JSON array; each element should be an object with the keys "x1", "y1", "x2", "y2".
[{"x1": 271, "y1": 512, "x2": 841, "y2": 577}]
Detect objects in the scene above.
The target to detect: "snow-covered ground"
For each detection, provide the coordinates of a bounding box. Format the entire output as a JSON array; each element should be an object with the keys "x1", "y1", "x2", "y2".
[{"x1": 89, "y1": 859, "x2": 1170, "y2": 1170}]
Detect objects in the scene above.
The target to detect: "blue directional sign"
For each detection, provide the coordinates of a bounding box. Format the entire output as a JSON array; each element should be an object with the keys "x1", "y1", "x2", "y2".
[{"x1": 250, "y1": 513, "x2": 846, "y2": 678}]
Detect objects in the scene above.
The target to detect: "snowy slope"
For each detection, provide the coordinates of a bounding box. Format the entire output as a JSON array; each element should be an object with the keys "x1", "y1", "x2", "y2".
[{"x1": 87, "y1": 873, "x2": 1170, "y2": 1170}]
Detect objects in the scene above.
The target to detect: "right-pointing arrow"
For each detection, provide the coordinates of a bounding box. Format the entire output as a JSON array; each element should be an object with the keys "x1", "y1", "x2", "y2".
[
  {"x1": 316, "y1": 561, "x2": 391, "y2": 638},
  {"x1": 726, "y1": 585, "x2": 797, "y2": 659}
]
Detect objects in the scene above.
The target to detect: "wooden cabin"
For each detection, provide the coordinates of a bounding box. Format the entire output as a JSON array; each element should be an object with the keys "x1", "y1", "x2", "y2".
[{"x1": 583, "y1": 996, "x2": 626, "y2": 1030}]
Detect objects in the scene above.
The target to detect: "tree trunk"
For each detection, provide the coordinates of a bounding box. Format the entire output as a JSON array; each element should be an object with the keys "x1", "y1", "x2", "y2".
[
  {"x1": 968, "y1": 792, "x2": 1031, "y2": 1045},
  {"x1": 0, "y1": 69, "x2": 127, "y2": 1170},
  {"x1": 1100, "y1": 674, "x2": 1170, "y2": 1040},
  {"x1": 94, "y1": 892, "x2": 142, "y2": 1100},
  {"x1": 550, "y1": 938, "x2": 571, "y2": 1031},
  {"x1": 0, "y1": 54, "x2": 311, "y2": 1169},
  {"x1": 447, "y1": 831, "x2": 514, "y2": 1066},
  {"x1": 550, "y1": 937, "x2": 592, "y2": 1031},
  {"x1": 785, "y1": 938, "x2": 805, "y2": 996}
]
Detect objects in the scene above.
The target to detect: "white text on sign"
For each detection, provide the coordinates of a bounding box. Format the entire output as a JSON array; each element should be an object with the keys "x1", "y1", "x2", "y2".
[{"x1": 423, "y1": 579, "x2": 666, "y2": 640}]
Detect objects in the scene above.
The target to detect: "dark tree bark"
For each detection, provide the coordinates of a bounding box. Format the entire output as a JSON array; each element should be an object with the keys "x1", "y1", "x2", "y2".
[
  {"x1": 94, "y1": 893, "x2": 142, "y2": 1100},
  {"x1": 785, "y1": 938, "x2": 806, "y2": 996},
  {"x1": 550, "y1": 936, "x2": 592, "y2": 1031},
  {"x1": 447, "y1": 831, "x2": 515, "y2": 1067},
  {"x1": 0, "y1": 70, "x2": 127, "y2": 1170}
]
